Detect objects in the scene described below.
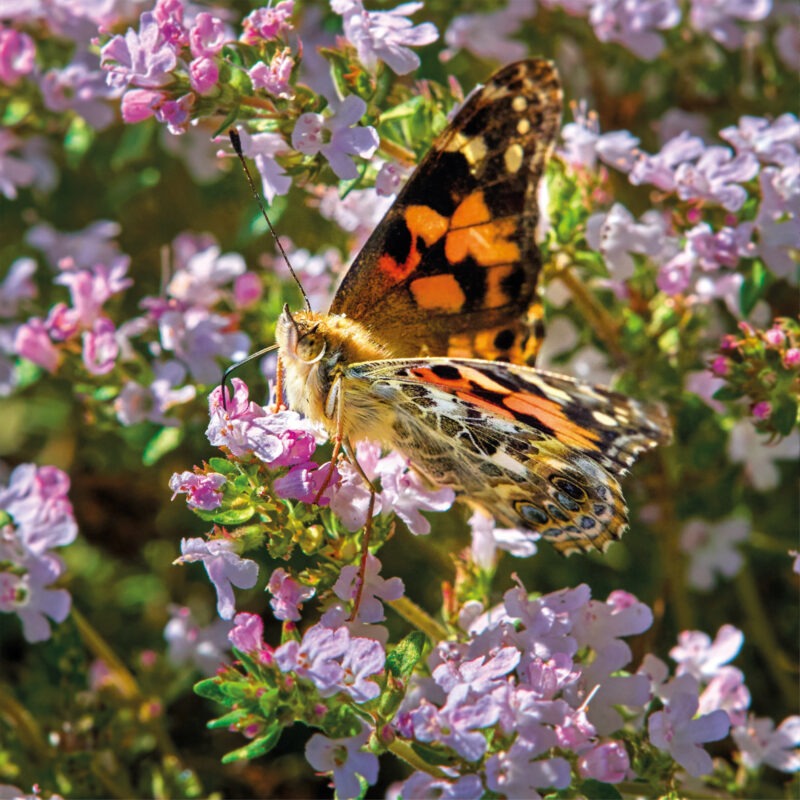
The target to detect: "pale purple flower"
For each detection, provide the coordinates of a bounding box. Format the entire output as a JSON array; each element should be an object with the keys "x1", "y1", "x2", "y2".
[
  {"x1": 732, "y1": 714, "x2": 800, "y2": 772},
  {"x1": 629, "y1": 131, "x2": 706, "y2": 191},
  {"x1": 686, "y1": 221, "x2": 755, "y2": 269},
  {"x1": 648, "y1": 674, "x2": 730, "y2": 776},
  {"x1": 169, "y1": 471, "x2": 226, "y2": 511},
  {"x1": 189, "y1": 12, "x2": 227, "y2": 57},
  {"x1": 274, "y1": 623, "x2": 348, "y2": 693},
  {"x1": 485, "y1": 739, "x2": 571, "y2": 799},
  {"x1": 375, "y1": 451, "x2": 455, "y2": 534},
  {"x1": 340, "y1": 637, "x2": 385, "y2": 702},
  {"x1": 154, "y1": 93, "x2": 194, "y2": 135},
  {"x1": 226, "y1": 127, "x2": 292, "y2": 204},
  {"x1": 26, "y1": 219, "x2": 122, "y2": 271},
  {"x1": 14, "y1": 318, "x2": 61, "y2": 373},
  {"x1": 670, "y1": 624, "x2": 744, "y2": 680},
  {"x1": 158, "y1": 307, "x2": 249, "y2": 384},
  {"x1": 233, "y1": 272, "x2": 263, "y2": 309},
  {"x1": 228, "y1": 611, "x2": 264, "y2": 653},
  {"x1": 727, "y1": 421, "x2": 800, "y2": 491},
  {"x1": 586, "y1": 204, "x2": 676, "y2": 280},
  {"x1": 656, "y1": 108, "x2": 711, "y2": 145},
  {"x1": 443, "y1": 0, "x2": 533, "y2": 62},
  {"x1": 433, "y1": 646, "x2": 521, "y2": 695},
  {"x1": 101, "y1": 11, "x2": 178, "y2": 89},
  {"x1": 0, "y1": 257, "x2": 36, "y2": 317},
  {"x1": 55, "y1": 257, "x2": 132, "y2": 327},
  {"x1": 596, "y1": 129, "x2": 641, "y2": 173},
  {"x1": 292, "y1": 95, "x2": 379, "y2": 181},
  {"x1": 411, "y1": 683, "x2": 500, "y2": 761},
  {"x1": 720, "y1": 114, "x2": 800, "y2": 167},
  {"x1": 81, "y1": 316, "x2": 119, "y2": 375},
  {"x1": 397, "y1": 773, "x2": 484, "y2": 800},
  {"x1": 114, "y1": 360, "x2": 196, "y2": 426},
  {"x1": 248, "y1": 49, "x2": 294, "y2": 97},
  {"x1": 166, "y1": 244, "x2": 246, "y2": 306},
  {"x1": 679, "y1": 517, "x2": 749, "y2": 590},
  {"x1": 153, "y1": 0, "x2": 189, "y2": 48},
  {"x1": 0, "y1": 27, "x2": 36, "y2": 86},
  {"x1": 674, "y1": 146, "x2": 759, "y2": 211},
  {"x1": 374, "y1": 161, "x2": 408, "y2": 196},
  {"x1": 40, "y1": 53, "x2": 121, "y2": 130},
  {"x1": 328, "y1": 457, "x2": 380, "y2": 531},
  {"x1": 163, "y1": 605, "x2": 231, "y2": 675},
  {"x1": 274, "y1": 461, "x2": 340, "y2": 506},
  {"x1": 0, "y1": 130, "x2": 36, "y2": 200},
  {"x1": 267, "y1": 567, "x2": 315, "y2": 621},
  {"x1": 333, "y1": 0, "x2": 438, "y2": 74},
  {"x1": 698, "y1": 666, "x2": 751, "y2": 726},
  {"x1": 305, "y1": 725, "x2": 379, "y2": 800},
  {"x1": 468, "y1": 510, "x2": 538, "y2": 568},
  {"x1": 242, "y1": 2, "x2": 295, "y2": 43},
  {"x1": 0, "y1": 551, "x2": 71, "y2": 643},
  {"x1": 188, "y1": 56, "x2": 218, "y2": 94},
  {"x1": 755, "y1": 164, "x2": 800, "y2": 281},
  {"x1": 588, "y1": 0, "x2": 681, "y2": 59},
  {"x1": 333, "y1": 553, "x2": 403, "y2": 623},
  {"x1": 0, "y1": 463, "x2": 77, "y2": 555},
  {"x1": 577, "y1": 740, "x2": 630, "y2": 783},
  {"x1": 689, "y1": 0, "x2": 772, "y2": 49},
  {"x1": 319, "y1": 185, "x2": 392, "y2": 241},
  {"x1": 175, "y1": 537, "x2": 259, "y2": 619},
  {"x1": 776, "y1": 11, "x2": 800, "y2": 71},
  {"x1": 685, "y1": 368, "x2": 725, "y2": 412}
]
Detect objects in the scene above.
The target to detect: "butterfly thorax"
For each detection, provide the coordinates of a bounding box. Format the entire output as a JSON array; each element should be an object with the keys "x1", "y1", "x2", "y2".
[{"x1": 275, "y1": 305, "x2": 392, "y2": 440}]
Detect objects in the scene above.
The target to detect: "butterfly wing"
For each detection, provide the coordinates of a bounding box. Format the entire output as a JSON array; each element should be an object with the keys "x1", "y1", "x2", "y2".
[
  {"x1": 342, "y1": 357, "x2": 671, "y2": 554},
  {"x1": 330, "y1": 59, "x2": 562, "y2": 365}
]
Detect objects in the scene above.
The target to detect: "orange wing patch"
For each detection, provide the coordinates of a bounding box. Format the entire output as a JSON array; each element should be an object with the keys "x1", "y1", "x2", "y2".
[
  {"x1": 409, "y1": 275, "x2": 466, "y2": 311},
  {"x1": 503, "y1": 392, "x2": 601, "y2": 450}
]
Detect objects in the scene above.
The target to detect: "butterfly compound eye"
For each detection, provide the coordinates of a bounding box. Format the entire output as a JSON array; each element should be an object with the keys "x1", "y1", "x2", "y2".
[{"x1": 295, "y1": 329, "x2": 326, "y2": 364}]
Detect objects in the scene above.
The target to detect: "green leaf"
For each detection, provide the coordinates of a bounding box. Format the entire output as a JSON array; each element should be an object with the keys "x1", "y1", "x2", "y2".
[
  {"x1": 207, "y1": 709, "x2": 248, "y2": 729},
  {"x1": 221, "y1": 725, "x2": 282, "y2": 763},
  {"x1": 208, "y1": 457, "x2": 238, "y2": 475},
  {"x1": 194, "y1": 678, "x2": 227, "y2": 703},
  {"x1": 579, "y1": 779, "x2": 623, "y2": 799},
  {"x1": 740, "y1": 259, "x2": 768, "y2": 316},
  {"x1": 712, "y1": 385, "x2": 744, "y2": 402},
  {"x1": 194, "y1": 505, "x2": 256, "y2": 525},
  {"x1": 211, "y1": 104, "x2": 241, "y2": 139},
  {"x1": 410, "y1": 741, "x2": 458, "y2": 767},
  {"x1": 142, "y1": 426, "x2": 184, "y2": 465},
  {"x1": 771, "y1": 396, "x2": 798, "y2": 437},
  {"x1": 386, "y1": 631, "x2": 425, "y2": 680}
]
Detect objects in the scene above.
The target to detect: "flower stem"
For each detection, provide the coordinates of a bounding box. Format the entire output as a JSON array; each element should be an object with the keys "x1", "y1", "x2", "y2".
[
  {"x1": 379, "y1": 137, "x2": 416, "y2": 166},
  {"x1": 388, "y1": 596, "x2": 449, "y2": 643},
  {"x1": 385, "y1": 737, "x2": 448, "y2": 779},
  {"x1": 0, "y1": 681, "x2": 50, "y2": 762}
]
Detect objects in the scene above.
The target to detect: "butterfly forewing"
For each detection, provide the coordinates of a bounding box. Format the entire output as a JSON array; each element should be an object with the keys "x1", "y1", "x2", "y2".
[
  {"x1": 342, "y1": 357, "x2": 671, "y2": 554},
  {"x1": 330, "y1": 59, "x2": 563, "y2": 365}
]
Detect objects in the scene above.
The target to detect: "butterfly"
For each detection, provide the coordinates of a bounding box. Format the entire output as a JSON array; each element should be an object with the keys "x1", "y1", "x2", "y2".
[{"x1": 273, "y1": 59, "x2": 672, "y2": 555}]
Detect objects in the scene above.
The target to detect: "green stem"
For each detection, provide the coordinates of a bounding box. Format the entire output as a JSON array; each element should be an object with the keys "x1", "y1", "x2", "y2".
[
  {"x1": 385, "y1": 737, "x2": 448, "y2": 779},
  {"x1": 0, "y1": 681, "x2": 50, "y2": 763},
  {"x1": 388, "y1": 596, "x2": 449, "y2": 643},
  {"x1": 734, "y1": 565, "x2": 797, "y2": 707}
]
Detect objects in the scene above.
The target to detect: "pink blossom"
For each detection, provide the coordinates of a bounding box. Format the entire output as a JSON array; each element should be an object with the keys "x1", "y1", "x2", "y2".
[
  {"x1": 248, "y1": 49, "x2": 294, "y2": 97},
  {"x1": 0, "y1": 27, "x2": 36, "y2": 86},
  {"x1": 228, "y1": 612, "x2": 272, "y2": 660},
  {"x1": 14, "y1": 318, "x2": 61, "y2": 373},
  {"x1": 188, "y1": 57, "x2": 219, "y2": 95},
  {"x1": 332, "y1": 554, "x2": 404, "y2": 623},
  {"x1": 679, "y1": 517, "x2": 748, "y2": 590},
  {"x1": 274, "y1": 461, "x2": 340, "y2": 506},
  {"x1": 154, "y1": 93, "x2": 194, "y2": 135},
  {"x1": 751, "y1": 400, "x2": 772, "y2": 419},
  {"x1": 233, "y1": 272, "x2": 263, "y2": 309},
  {"x1": 267, "y1": 567, "x2": 315, "y2": 621},
  {"x1": 121, "y1": 88, "x2": 165, "y2": 123},
  {"x1": 242, "y1": 2, "x2": 294, "y2": 42},
  {"x1": 577, "y1": 740, "x2": 630, "y2": 783},
  {"x1": 670, "y1": 624, "x2": 744, "y2": 680},
  {"x1": 168, "y1": 471, "x2": 226, "y2": 511},
  {"x1": 711, "y1": 355, "x2": 729, "y2": 376},
  {"x1": 189, "y1": 12, "x2": 227, "y2": 57},
  {"x1": 443, "y1": 0, "x2": 533, "y2": 62},
  {"x1": 305, "y1": 725, "x2": 378, "y2": 800},
  {"x1": 82, "y1": 316, "x2": 119, "y2": 375},
  {"x1": 698, "y1": 666, "x2": 751, "y2": 726},
  {"x1": 732, "y1": 714, "x2": 800, "y2": 772},
  {"x1": 225, "y1": 127, "x2": 292, "y2": 204},
  {"x1": 784, "y1": 347, "x2": 800, "y2": 367},
  {"x1": 164, "y1": 605, "x2": 231, "y2": 675}
]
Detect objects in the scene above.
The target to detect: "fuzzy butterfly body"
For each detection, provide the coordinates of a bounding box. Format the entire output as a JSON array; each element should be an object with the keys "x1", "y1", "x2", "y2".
[{"x1": 275, "y1": 59, "x2": 671, "y2": 555}]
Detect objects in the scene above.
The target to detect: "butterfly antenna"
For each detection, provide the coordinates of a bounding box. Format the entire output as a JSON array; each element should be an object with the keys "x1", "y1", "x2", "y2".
[
  {"x1": 219, "y1": 342, "x2": 280, "y2": 411},
  {"x1": 229, "y1": 128, "x2": 312, "y2": 313}
]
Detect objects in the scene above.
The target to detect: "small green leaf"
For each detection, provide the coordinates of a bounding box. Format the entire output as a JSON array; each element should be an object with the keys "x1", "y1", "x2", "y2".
[
  {"x1": 207, "y1": 709, "x2": 248, "y2": 729},
  {"x1": 194, "y1": 678, "x2": 226, "y2": 703},
  {"x1": 712, "y1": 385, "x2": 744, "y2": 402},
  {"x1": 195, "y1": 505, "x2": 256, "y2": 525},
  {"x1": 221, "y1": 726, "x2": 282, "y2": 763},
  {"x1": 771, "y1": 396, "x2": 798, "y2": 437},
  {"x1": 579, "y1": 779, "x2": 623, "y2": 799},
  {"x1": 386, "y1": 631, "x2": 426, "y2": 680},
  {"x1": 208, "y1": 457, "x2": 238, "y2": 474},
  {"x1": 740, "y1": 259, "x2": 768, "y2": 316},
  {"x1": 143, "y1": 426, "x2": 184, "y2": 465},
  {"x1": 410, "y1": 741, "x2": 458, "y2": 767}
]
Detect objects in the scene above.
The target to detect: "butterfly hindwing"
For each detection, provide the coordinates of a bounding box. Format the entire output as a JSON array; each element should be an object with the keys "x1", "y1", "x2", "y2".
[
  {"x1": 330, "y1": 60, "x2": 563, "y2": 365},
  {"x1": 343, "y1": 357, "x2": 671, "y2": 553}
]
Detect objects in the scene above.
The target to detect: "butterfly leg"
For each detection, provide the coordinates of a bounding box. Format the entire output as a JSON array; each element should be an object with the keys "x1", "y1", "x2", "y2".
[
  {"x1": 313, "y1": 375, "x2": 345, "y2": 504},
  {"x1": 272, "y1": 357, "x2": 287, "y2": 412}
]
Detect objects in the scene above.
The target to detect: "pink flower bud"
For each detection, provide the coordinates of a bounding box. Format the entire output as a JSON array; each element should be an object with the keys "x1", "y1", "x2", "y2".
[{"x1": 752, "y1": 401, "x2": 772, "y2": 420}]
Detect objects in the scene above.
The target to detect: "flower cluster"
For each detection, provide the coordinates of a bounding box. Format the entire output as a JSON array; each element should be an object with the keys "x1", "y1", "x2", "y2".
[
  {"x1": 0, "y1": 464, "x2": 77, "y2": 642},
  {"x1": 710, "y1": 317, "x2": 800, "y2": 436}
]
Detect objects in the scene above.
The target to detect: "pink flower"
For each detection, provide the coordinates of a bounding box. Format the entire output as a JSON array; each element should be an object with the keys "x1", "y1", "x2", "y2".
[
  {"x1": 332, "y1": 554, "x2": 404, "y2": 623},
  {"x1": 732, "y1": 714, "x2": 800, "y2": 772},
  {"x1": 228, "y1": 611, "x2": 271, "y2": 659},
  {"x1": 82, "y1": 316, "x2": 119, "y2": 375},
  {"x1": 670, "y1": 624, "x2": 744, "y2": 681},
  {"x1": 164, "y1": 605, "x2": 231, "y2": 675},
  {"x1": 233, "y1": 272, "x2": 263, "y2": 309},
  {"x1": 751, "y1": 400, "x2": 772, "y2": 419},
  {"x1": 242, "y1": 2, "x2": 294, "y2": 42},
  {"x1": 14, "y1": 318, "x2": 61, "y2": 373},
  {"x1": 169, "y1": 471, "x2": 226, "y2": 511},
  {"x1": 784, "y1": 347, "x2": 800, "y2": 367},
  {"x1": 189, "y1": 12, "x2": 227, "y2": 58},
  {"x1": 0, "y1": 27, "x2": 36, "y2": 86},
  {"x1": 267, "y1": 568, "x2": 315, "y2": 621},
  {"x1": 121, "y1": 88, "x2": 165, "y2": 123},
  {"x1": 305, "y1": 725, "x2": 378, "y2": 800},
  {"x1": 248, "y1": 49, "x2": 294, "y2": 97},
  {"x1": 710, "y1": 355, "x2": 729, "y2": 376},
  {"x1": 577, "y1": 740, "x2": 630, "y2": 783},
  {"x1": 188, "y1": 57, "x2": 219, "y2": 95}
]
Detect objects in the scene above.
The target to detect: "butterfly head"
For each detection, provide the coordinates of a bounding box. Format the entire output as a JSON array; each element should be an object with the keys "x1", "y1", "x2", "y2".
[{"x1": 279, "y1": 304, "x2": 327, "y2": 365}]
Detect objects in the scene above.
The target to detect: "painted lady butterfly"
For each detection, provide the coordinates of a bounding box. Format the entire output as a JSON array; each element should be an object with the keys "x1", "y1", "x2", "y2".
[{"x1": 274, "y1": 59, "x2": 672, "y2": 555}]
